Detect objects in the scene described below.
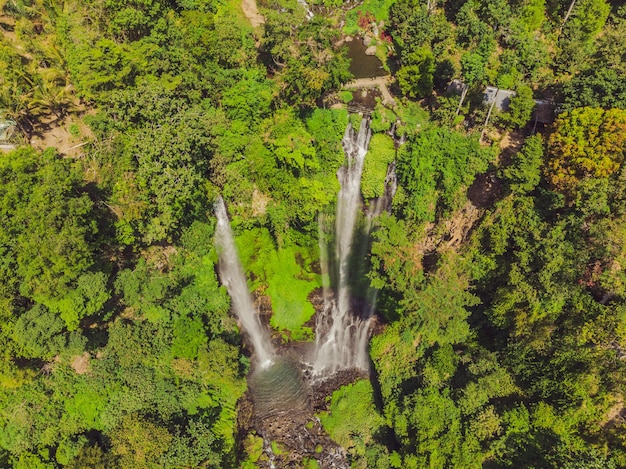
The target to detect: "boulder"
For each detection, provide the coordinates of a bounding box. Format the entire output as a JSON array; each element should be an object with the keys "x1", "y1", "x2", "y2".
[
  {"x1": 365, "y1": 45, "x2": 377, "y2": 56},
  {"x1": 363, "y1": 35, "x2": 372, "y2": 46}
]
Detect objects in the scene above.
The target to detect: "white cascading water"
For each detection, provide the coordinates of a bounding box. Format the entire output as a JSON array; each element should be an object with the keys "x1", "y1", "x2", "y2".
[
  {"x1": 313, "y1": 119, "x2": 372, "y2": 374},
  {"x1": 214, "y1": 196, "x2": 274, "y2": 368}
]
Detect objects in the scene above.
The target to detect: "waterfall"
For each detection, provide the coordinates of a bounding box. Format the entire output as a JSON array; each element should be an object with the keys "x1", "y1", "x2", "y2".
[
  {"x1": 313, "y1": 119, "x2": 372, "y2": 374},
  {"x1": 213, "y1": 120, "x2": 393, "y2": 376},
  {"x1": 214, "y1": 197, "x2": 274, "y2": 368}
]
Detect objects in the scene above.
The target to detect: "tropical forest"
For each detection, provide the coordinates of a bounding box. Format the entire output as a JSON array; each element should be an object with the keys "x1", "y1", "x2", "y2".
[{"x1": 1, "y1": 0, "x2": 626, "y2": 467}]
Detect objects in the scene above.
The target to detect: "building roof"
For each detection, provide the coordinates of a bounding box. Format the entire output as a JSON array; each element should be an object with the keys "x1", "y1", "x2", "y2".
[
  {"x1": 483, "y1": 86, "x2": 516, "y2": 111},
  {"x1": 447, "y1": 79, "x2": 467, "y2": 95}
]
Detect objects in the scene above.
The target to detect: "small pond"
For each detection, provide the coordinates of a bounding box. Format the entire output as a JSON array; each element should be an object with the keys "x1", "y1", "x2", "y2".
[{"x1": 345, "y1": 39, "x2": 388, "y2": 79}]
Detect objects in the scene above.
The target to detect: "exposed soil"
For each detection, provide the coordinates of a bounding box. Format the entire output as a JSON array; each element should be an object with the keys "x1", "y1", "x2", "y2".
[
  {"x1": 251, "y1": 188, "x2": 271, "y2": 216},
  {"x1": 30, "y1": 112, "x2": 94, "y2": 155},
  {"x1": 417, "y1": 201, "x2": 483, "y2": 257},
  {"x1": 142, "y1": 245, "x2": 178, "y2": 272},
  {"x1": 468, "y1": 171, "x2": 502, "y2": 208},
  {"x1": 497, "y1": 130, "x2": 525, "y2": 167},
  {"x1": 70, "y1": 352, "x2": 91, "y2": 375},
  {"x1": 242, "y1": 0, "x2": 264, "y2": 27},
  {"x1": 602, "y1": 396, "x2": 626, "y2": 428}
]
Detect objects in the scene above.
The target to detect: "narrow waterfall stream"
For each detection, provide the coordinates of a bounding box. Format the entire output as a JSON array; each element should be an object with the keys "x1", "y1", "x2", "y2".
[{"x1": 214, "y1": 196, "x2": 274, "y2": 368}]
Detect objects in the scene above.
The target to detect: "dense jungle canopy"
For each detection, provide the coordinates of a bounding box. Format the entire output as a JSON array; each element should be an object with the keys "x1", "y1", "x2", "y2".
[{"x1": 1, "y1": 0, "x2": 626, "y2": 467}]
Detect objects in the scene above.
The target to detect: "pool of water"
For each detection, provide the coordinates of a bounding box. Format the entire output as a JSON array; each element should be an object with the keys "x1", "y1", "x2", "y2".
[
  {"x1": 346, "y1": 39, "x2": 388, "y2": 79},
  {"x1": 250, "y1": 357, "x2": 309, "y2": 418}
]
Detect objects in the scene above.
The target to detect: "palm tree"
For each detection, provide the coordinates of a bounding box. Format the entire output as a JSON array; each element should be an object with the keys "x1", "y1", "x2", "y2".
[
  {"x1": 31, "y1": 75, "x2": 74, "y2": 118},
  {"x1": 0, "y1": 82, "x2": 36, "y2": 138}
]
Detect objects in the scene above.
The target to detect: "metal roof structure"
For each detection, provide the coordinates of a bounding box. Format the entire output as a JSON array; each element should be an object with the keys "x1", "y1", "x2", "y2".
[
  {"x1": 447, "y1": 79, "x2": 467, "y2": 95},
  {"x1": 483, "y1": 86, "x2": 516, "y2": 111}
]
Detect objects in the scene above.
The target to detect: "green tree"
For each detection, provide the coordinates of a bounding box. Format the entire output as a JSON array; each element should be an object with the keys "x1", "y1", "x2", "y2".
[
  {"x1": 109, "y1": 414, "x2": 172, "y2": 468},
  {"x1": 0, "y1": 148, "x2": 96, "y2": 306},
  {"x1": 502, "y1": 134, "x2": 544, "y2": 193},
  {"x1": 397, "y1": 127, "x2": 493, "y2": 222},
  {"x1": 396, "y1": 48, "x2": 435, "y2": 98},
  {"x1": 12, "y1": 305, "x2": 66, "y2": 359},
  {"x1": 546, "y1": 107, "x2": 626, "y2": 194},
  {"x1": 558, "y1": 0, "x2": 610, "y2": 72},
  {"x1": 501, "y1": 84, "x2": 535, "y2": 129}
]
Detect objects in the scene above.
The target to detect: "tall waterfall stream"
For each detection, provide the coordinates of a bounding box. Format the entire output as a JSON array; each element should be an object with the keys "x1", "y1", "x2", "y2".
[
  {"x1": 214, "y1": 118, "x2": 397, "y2": 467},
  {"x1": 214, "y1": 196, "x2": 275, "y2": 368},
  {"x1": 313, "y1": 119, "x2": 373, "y2": 373}
]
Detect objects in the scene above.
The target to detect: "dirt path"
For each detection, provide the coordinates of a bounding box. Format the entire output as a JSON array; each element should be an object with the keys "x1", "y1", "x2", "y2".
[
  {"x1": 242, "y1": 0, "x2": 264, "y2": 27},
  {"x1": 344, "y1": 76, "x2": 395, "y2": 107}
]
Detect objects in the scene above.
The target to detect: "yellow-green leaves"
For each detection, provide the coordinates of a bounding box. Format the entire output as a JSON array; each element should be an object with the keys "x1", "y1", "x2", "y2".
[{"x1": 546, "y1": 107, "x2": 626, "y2": 194}]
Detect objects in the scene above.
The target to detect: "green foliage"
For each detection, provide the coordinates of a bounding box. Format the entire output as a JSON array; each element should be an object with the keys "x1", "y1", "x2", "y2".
[
  {"x1": 517, "y1": 0, "x2": 546, "y2": 31},
  {"x1": 502, "y1": 134, "x2": 544, "y2": 193},
  {"x1": 432, "y1": 95, "x2": 463, "y2": 126},
  {"x1": 305, "y1": 108, "x2": 349, "y2": 169},
  {"x1": 349, "y1": 113, "x2": 362, "y2": 132},
  {"x1": 500, "y1": 84, "x2": 535, "y2": 129},
  {"x1": 339, "y1": 90, "x2": 353, "y2": 103},
  {"x1": 369, "y1": 103, "x2": 396, "y2": 133},
  {"x1": 344, "y1": 0, "x2": 396, "y2": 35},
  {"x1": 397, "y1": 127, "x2": 493, "y2": 222},
  {"x1": 562, "y1": 15, "x2": 626, "y2": 110},
  {"x1": 261, "y1": 9, "x2": 351, "y2": 107},
  {"x1": 362, "y1": 133, "x2": 396, "y2": 199},
  {"x1": 171, "y1": 315, "x2": 207, "y2": 359},
  {"x1": 116, "y1": 105, "x2": 222, "y2": 244},
  {"x1": 12, "y1": 305, "x2": 66, "y2": 360},
  {"x1": 319, "y1": 380, "x2": 391, "y2": 466},
  {"x1": 2, "y1": 0, "x2": 626, "y2": 466},
  {"x1": 265, "y1": 247, "x2": 319, "y2": 339},
  {"x1": 236, "y1": 229, "x2": 320, "y2": 339},
  {"x1": 461, "y1": 52, "x2": 487, "y2": 86},
  {"x1": 0, "y1": 147, "x2": 97, "y2": 315},
  {"x1": 48, "y1": 272, "x2": 111, "y2": 331},
  {"x1": 222, "y1": 71, "x2": 275, "y2": 125},
  {"x1": 558, "y1": 0, "x2": 610, "y2": 73},
  {"x1": 564, "y1": 68, "x2": 626, "y2": 111},
  {"x1": 546, "y1": 107, "x2": 626, "y2": 194},
  {"x1": 396, "y1": 48, "x2": 435, "y2": 99},
  {"x1": 393, "y1": 99, "x2": 429, "y2": 135},
  {"x1": 388, "y1": 2, "x2": 454, "y2": 60}
]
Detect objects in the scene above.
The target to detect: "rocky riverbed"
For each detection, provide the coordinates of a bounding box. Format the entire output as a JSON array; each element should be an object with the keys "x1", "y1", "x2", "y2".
[{"x1": 240, "y1": 290, "x2": 372, "y2": 468}]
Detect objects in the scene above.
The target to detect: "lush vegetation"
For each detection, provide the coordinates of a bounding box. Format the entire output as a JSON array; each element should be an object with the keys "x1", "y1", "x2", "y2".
[{"x1": 1, "y1": 0, "x2": 626, "y2": 467}]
